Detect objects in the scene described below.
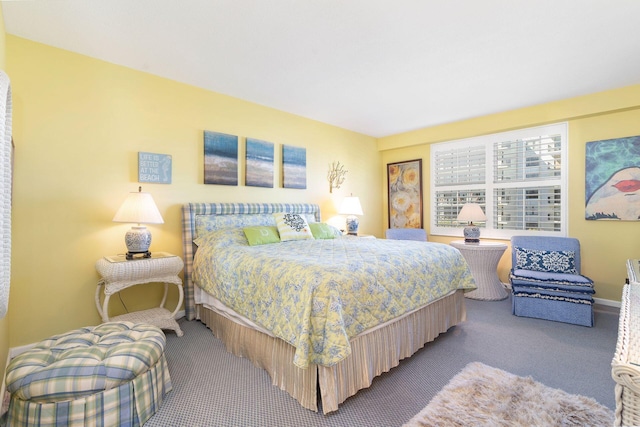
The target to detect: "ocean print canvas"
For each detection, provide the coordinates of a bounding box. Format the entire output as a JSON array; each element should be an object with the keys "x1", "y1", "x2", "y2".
[
  {"x1": 245, "y1": 138, "x2": 274, "y2": 188},
  {"x1": 204, "y1": 130, "x2": 238, "y2": 185},
  {"x1": 282, "y1": 145, "x2": 306, "y2": 189},
  {"x1": 585, "y1": 135, "x2": 640, "y2": 220}
]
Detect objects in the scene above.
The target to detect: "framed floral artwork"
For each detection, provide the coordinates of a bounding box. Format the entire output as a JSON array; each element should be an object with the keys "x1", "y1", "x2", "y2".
[{"x1": 387, "y1": 159, "x2": 423, "y2": 228}]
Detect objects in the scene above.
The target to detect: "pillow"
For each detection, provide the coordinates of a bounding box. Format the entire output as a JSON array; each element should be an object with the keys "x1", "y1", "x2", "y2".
[
  {"x1": 273, "y1": 212, "x2": 314, "y2": 241},
  {"x1": 243, "y1": 226, "x2": 281, "y2": 246},
  {"x1": 515, "y1": 247, "x2": 577, "y2": 274},
  {"x1": 309, "y1": 223, "x2": 337, "y2": 239}
]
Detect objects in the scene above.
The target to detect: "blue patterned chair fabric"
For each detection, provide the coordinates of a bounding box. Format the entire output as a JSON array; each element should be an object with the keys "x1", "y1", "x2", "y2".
[
  {"x1": 509, "y1": 236, "x2": 595, "y2": 327},
  {"x1": 385, "y1": 228, "x2": 427, "y2": 241},
  {"x1": 4, "y1": 321, "x2": 172, "y2": 426}
]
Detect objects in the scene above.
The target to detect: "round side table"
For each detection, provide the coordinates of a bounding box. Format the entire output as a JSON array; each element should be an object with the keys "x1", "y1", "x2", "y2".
[{"x1": 450, "y1": 240, "x2": 508, "y2": 301}]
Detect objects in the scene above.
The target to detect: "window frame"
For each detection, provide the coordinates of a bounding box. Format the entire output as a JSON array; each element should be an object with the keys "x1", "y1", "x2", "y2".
[{"x1": 430, "y1": 122, "x2": 568, "y2": 240}]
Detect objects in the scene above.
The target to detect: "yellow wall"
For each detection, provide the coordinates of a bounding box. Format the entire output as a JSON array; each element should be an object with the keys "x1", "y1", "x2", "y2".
[
  {"x1": 379, "y1": 85, "x2": 640, "y2": 302},
  {"x1": 6, "y1": 35, "x2": 380, "y2": 347}
]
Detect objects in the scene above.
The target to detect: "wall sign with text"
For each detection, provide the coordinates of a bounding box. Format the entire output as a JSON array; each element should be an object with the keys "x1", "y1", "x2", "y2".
[{"x1": 138, "y1": 152, "x2": 172, "y2": 184}]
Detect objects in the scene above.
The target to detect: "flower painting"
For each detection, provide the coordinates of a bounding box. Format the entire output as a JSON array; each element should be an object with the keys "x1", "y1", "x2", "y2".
[
  {"x1": 387, "y1": 159, "x2": 423, "y2": 228},
  {"x1": 585, "y1": 135, "x2": 640, "y2": 220}
]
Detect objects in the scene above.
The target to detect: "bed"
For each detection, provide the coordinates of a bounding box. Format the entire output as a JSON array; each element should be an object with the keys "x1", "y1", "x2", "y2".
[{"x1": 181, "y1": 202, "x2": 475, "y2": 413}]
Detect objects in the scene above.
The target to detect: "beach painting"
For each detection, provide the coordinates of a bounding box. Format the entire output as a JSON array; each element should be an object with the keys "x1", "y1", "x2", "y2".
[
  {"x1": 245, "y1": 138, "x2": 274, "y2": 188},
  {"x1": 585, "y1": 135, "x2": 640, "y2": 220},
  {"x1": 282, "y1": 145, "x2": 307, "y2": 189},
  {"x1": 204, "y1": 130, "x2": 238, "y2": 185}
]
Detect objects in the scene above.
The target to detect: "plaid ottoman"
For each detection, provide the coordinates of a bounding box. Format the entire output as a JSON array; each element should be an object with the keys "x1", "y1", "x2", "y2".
[{"x1": 4, "y1": 322, "x2": 172, "y2": 426}]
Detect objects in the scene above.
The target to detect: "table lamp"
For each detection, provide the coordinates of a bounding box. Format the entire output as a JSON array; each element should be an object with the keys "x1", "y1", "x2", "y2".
[
  {"x1": 339, "y1": 196, "x2": 363, "y2": 235},
  {"x1": 113, "y1": 186, "x2": 164, "y2": 259},
  {"x1": 457, "y1": 203, "x2": 486, "y2": 243}
]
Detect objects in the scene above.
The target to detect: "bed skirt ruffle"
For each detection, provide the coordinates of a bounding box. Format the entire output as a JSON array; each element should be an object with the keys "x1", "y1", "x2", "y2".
[{"x1": 196, "y1": 289, "x2": 466, "y2": 413}]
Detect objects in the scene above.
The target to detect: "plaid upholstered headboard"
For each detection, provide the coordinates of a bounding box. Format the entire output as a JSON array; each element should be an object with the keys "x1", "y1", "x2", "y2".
[{"x1": 181, "y1": 203, "x2": 321, "y2": 320}]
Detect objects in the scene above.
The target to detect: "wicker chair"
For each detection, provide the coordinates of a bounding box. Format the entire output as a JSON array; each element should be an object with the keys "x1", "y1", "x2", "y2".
[
  {"x1": 385, "y1": 228, "x2": 427, "y2": 241},
  {"x1": 612, "y1": 281, "x2": 640, "y2": 426},
  {"x1": 509, "y1": 236, "x2": 595, "y2": 327}
]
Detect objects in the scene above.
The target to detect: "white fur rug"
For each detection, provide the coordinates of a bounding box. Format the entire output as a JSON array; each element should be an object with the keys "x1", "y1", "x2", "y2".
[{"x1": 404, "y1": 362, "x2": 614, "y2": 427}]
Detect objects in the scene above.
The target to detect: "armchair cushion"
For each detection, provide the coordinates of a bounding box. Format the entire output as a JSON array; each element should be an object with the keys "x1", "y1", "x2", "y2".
[
  {"x1": 514, "y1": 247, "x2": 577, "y2": 274},
  {"x1": 511, "y1": 270, "x2": 594, "y2": 294}
]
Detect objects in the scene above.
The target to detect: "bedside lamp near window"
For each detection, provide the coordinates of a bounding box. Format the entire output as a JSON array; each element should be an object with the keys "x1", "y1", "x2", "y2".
[
  {"x1": 113, "y1": 186, "x2": 164, "y2": 259},
  {"x1": 457, "y1": 203, "x2": 486, "y2": 243},
  {"x1": 339, "y1": 196, "x2": 363, "y2": 235}
]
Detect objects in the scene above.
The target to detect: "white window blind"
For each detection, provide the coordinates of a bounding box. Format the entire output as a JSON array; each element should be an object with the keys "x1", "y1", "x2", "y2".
[
  {"x1": 431, "y1": 123, "x2": 568, "y2": 239},
  {"x1": 434, "y1": 145, "x2": 485, "y2": 186}
]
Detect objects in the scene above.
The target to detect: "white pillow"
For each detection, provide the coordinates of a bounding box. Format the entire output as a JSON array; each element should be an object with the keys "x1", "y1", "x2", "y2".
[{"x1": 273, "y1": 212, "x2": 314, "y2": 242}]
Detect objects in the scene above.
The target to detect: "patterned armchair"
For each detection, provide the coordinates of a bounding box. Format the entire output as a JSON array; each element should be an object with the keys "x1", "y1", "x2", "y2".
[
  {"x1": 385, "y1": 228, "x2": 427, "y2": 241},
  {"x1": 509, "y1": 236, "x2": 595, "y2": 327}
]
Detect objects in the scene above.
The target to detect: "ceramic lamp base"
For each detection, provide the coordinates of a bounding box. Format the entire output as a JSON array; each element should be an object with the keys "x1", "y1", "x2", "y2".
[
  {"x1": 346, "y1": 215, "x2": 359, "y2": 236},
  {"x1": 125, "y1": 226, "x2": 153, "y2": 254},
  {"x1": 463, "y1": 224, "x2": 480, "y2": 243}
]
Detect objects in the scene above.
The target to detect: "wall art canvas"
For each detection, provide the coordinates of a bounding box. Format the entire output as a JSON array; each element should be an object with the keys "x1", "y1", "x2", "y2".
[
  {"x1": 282, "y1": 145, "x2": 306, "y2": 189},
  {"x1": 204, "y1": 130, "x2": 238, "y2": 185},
  {"x1": 138, "y1": 152, "x2": 172, "y2": 184},
  {"x1": 586, "y1": 135, "x2": 640, "y2": 220},
  {"x1": 387, "y1": 159, "x2": 423, "y2": 228},
  {"x1": 245, "y1": 138, "x2": 274, "y2": 188}
]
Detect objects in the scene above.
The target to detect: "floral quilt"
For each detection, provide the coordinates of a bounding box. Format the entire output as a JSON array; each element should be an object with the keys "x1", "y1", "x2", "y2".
[{"x1": 193, "y1": 229, "x2": 475, "y2": 368}]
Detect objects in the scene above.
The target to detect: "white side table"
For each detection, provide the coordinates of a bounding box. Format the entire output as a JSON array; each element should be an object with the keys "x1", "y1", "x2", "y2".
[
  {"x1": 95, "y1": 252, "x2": 184, "y2": 336},
  {"x1": 450, "y1": 240, "x2": 508, "y2": 301}
]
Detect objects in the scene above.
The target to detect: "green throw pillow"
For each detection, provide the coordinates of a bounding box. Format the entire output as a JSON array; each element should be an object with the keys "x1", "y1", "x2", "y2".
[
  {"x1": 309, "y1": 223, "x2": 337, "y2": 239},
  {"x1": 243, "y1": 226, "x2": 281, "y2": 246}
]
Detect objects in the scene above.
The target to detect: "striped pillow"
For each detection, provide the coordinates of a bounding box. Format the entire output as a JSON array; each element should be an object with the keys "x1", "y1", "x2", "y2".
[{"x1": 274, "y1": 212, "x2": 314, "y2": 242}]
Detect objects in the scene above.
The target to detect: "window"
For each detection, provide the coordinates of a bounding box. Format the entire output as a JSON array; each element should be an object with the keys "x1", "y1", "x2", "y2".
[{"x1": 430, "y1": 123, "x2": 568, "y2": 239}]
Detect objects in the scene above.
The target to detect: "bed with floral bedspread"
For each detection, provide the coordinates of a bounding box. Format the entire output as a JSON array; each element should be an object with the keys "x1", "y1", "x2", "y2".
[
  {"x1": 181, "y1": 202, "x2": 475, "y2": 413},
  {"x1": 193, "y1": 227, "x2": 475, "y2": 369}
]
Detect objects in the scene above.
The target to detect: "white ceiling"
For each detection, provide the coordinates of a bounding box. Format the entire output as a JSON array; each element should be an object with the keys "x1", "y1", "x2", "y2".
[{"x1": 2, "y1": 1, "x2": 640, "y2": 138}]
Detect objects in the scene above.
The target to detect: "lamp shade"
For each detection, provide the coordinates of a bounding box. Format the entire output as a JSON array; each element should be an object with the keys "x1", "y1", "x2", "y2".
[
  {"x1": 457, "y1": 203, "x2": 486, "y2": 243},
  {"x1": 113, "y1": 187, "x2": 164, "y2": 225},
  {"x1": 456, "y1": 203, "x2": 486, "y2": 223},
  {"x1": 338, "y1": 196, "x2": 363, "y2": 216}
]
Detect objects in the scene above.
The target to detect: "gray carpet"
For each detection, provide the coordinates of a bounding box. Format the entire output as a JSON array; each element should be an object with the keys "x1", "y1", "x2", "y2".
[{"x1": 146, "y1": 297, "x2": 619, "y2": 427}]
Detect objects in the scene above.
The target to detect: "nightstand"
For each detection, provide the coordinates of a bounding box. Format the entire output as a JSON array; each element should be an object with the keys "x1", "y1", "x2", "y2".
[
  {"x1": 95, "y1": 252, "x2": 184, "y2": 336},
  {"x1": 450, "y1": 240, "x2": 508, "y2": 301}
]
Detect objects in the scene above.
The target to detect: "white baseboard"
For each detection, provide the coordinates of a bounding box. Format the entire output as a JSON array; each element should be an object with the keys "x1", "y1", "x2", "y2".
[{"x1": 594, "y1": 297, "x2": 620, "y2": 309}]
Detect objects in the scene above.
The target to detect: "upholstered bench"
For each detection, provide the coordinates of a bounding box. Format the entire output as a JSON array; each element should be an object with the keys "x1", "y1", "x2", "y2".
[{"x1": 4, "y1": 322, "x2": 172, "y2": 426}]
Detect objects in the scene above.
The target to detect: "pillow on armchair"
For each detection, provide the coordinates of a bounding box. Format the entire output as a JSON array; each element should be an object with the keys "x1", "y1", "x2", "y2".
[{"x1": 514, "y1": 247, "x2": 577, "y2": 274}]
